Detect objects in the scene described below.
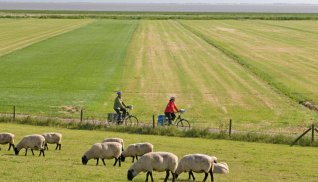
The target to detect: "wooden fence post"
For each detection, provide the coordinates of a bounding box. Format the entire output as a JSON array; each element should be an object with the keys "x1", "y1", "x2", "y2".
[
  {"x1": 13, "y1": 105, "x2": 16, "y2": 121},
  {"x1": 312, "y1": 124, "x2": 315, "y2": 143},
  {"x1": 229, "y1": 119, "x2": 232, "y2": 136},
  {"x1": 152, "y1": 115, "x2": 155, "y2": 128},
  {"x1": 80, "y1": 109, "x2": 83, "y2": 122}
]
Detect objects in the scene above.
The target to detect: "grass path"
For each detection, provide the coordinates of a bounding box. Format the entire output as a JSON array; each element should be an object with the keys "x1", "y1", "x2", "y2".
[
  {"x1": 0, "y1": 123, "x2": 317, "y2": 181},
  {"x1": 0, "y1": 20, "x2": 138, "y2": 117},
  {"x1": 121, "y1": 20, "x2": 315, "y2": 130},
  {"x1": 180, "y1": 20, "x2": 318, "y2": 107},
  {"x1": 0, "y1": 19, "x2": 93, "y2": 56}
]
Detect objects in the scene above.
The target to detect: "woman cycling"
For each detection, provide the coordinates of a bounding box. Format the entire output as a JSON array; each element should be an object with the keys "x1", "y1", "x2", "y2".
[{"x1": 164, "y1": 96, "x2": 179, "y2": 125}]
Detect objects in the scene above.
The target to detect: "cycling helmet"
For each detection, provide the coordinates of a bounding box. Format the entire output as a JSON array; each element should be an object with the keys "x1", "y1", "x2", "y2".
[
  {"x1": 117, "y1": 91, "x2": 122, "y2": 95},
  {"x1": 170, "y1": 96, "x2": 175, "y2": 100}
]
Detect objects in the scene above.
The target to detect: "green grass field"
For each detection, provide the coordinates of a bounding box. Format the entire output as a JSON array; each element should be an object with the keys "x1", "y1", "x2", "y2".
[
  {"x1": 0, "y1": 18, "x2": 317, "y2": 132},
  {"x1": 1, "y1": 123, "x2": 318, "y2": 181}
]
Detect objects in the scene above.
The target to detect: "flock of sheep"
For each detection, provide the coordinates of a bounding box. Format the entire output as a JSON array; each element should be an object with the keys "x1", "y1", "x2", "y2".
[{"x1": 0, "y1": 132, "x2": 229, "y2": 182}]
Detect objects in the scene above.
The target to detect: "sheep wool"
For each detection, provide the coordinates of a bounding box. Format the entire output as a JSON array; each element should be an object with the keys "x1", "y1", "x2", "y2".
[
  {"x1": 82, "y1": 142, "x2": 122, "y2": 167},
  {"x1": 127, "y1": 152, "x2": 178, "y2": 182},
  {"x1": 213, "y1": 162, "x2": 229, "y2": 174},
  {"x1": 103, "y1": 138, "x2": 124, "y2": 151},
  {"x1": 121, "y1": 142, "x2": 153, "y2": 163},
  {"x1": 0, "y1": 132, "x2": 15, "y2": 151},
  {"x1": 14, "y1": 134, "x2": 45, "y2": 157},
  {"x1": 175, "y1": 154, "x2": 216, "y2": 182},
  {"x1": 42, "y1": 132, "x2": 62, "y2": 150}
]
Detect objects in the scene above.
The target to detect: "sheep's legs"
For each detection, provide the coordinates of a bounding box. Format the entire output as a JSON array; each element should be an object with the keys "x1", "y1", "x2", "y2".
[
  {"x1": 25, "y1": 148, "x2": 28, "y2": 156},
  {"x1": 96, "y1": 158, "x2": 99, "y2": 166},
  {"x1": 39, "y1": 149, "x2": 45, "y2": 157},
  {"x1": 209, "y1": 168, "x2": 214, "y2": 182},
  {"x1": 203, "y1": 172, "x2": 208, "y2": 182},
  {"x1": 102, "y1": 159, "x2": 106, "y2": 166},
  {"x1": 145, "y1": 171, "x2": 153, "y2": 182},
  {"x1": 55, "y1": 144, "x2": 59, "y2": 150},
  {"x1": 59, "y1": 144, "x2": 61, "y2": 150},
  {"x1": 188, "y1": 171, "x2": 195, "y2": 181},
  {"x1": 136, "y1": 156, "x2": 138, "y2": 160},
  {"x1": 132, "y1": 156, "x2": 135, "y2": 163},
  {"x1": 8, "y1": 143, "x2": 12, "y2": 151},
  {"x1": 171, "y1": 172, "x2": 176, "y2": 182},
  {"x1": 44, "y1": 143, "x2": 49, "y2": 150},
  {"x1": 113, "y1": 158, "x2": 121, "y2": 167},
  {"x1": 164, "y1": 170, "x2": 170, "y2": 182}
]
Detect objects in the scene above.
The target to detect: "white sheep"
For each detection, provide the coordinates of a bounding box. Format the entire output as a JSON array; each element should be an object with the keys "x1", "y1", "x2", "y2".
[
  {"x1": 0, "y1": 132, "x2": 15, "y2": 151},
  {"x1": 127, "y1": 152, "x2": 178, "y2": 182},
  {"x1": 213, "y1": 162, "x2": 229, "y2": 174},
  {"x1": 102, "y1": 137, "x2": 124, "y2": 151},
  {"x1": 121, "y1": 142, "x2": 153, "y2": 163},
  {"x1": 14, "y1": 134, "x2": 45, "y2": 157},
  {"x1": 82, "y1": 142, "x2": 122, "y2": 167},
  {"x1": 175, "y1": 154, "x2": 217, "y2": 182},
  {"x1": 42, "y1": 132, "x2": 62, "y2": 150}
]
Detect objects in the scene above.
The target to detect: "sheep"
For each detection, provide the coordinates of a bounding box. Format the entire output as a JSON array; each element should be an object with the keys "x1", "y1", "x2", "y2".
[
  {"x1": 175, "y1": 154, "x2": 217, "y2": 182},
  {"x1": 42, "y1": 132, "x2": 62, "y2": 150},
  {"x1": 102, "y1": 137, "x2": 124, "y2": 151},
  {"x1": 14, "y1": 134, "x2": 45, "y2": 157},
  {"x1": 0, "y1": 132, "x2": 15, "y2": 151},
  {"x1": 127, "y1": 152, "x2": 178, "y2": 182},
  {"x1": 121, "y1": 142, "x2": 153, "y2": 163},
  {"x1": 82, "y1": 142, "x2": 122, "y2": 167},
  {"x1": 213, "y1": 162, "x2": 229, "y2": 174}
]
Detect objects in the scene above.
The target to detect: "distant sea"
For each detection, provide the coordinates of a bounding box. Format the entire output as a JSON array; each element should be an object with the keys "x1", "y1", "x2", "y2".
[{"x1": 1, "y1": 2, "x2": 318, "y2": 13}]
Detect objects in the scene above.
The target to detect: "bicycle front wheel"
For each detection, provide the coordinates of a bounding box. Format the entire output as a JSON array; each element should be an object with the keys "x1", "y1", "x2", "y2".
[
  {"x1": 176, "y1": 119, "x2": 190, "y2": 129},
  {"x1": 125, "y1": 116, "x2": 139, "y2": 126}
]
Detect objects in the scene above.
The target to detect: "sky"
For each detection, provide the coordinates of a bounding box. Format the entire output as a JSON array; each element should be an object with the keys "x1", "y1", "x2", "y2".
[{"x1": 2, "y1": 0, "x2": 318, "y2": 4}]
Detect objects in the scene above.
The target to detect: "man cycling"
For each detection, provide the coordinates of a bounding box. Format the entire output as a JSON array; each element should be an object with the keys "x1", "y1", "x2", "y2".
[
  {"x1": 113, "y1": 91, "x2": 127, "y2": 124},
  {"x1": 164, "y1": 96, "x2": 179, "y2": 125}
]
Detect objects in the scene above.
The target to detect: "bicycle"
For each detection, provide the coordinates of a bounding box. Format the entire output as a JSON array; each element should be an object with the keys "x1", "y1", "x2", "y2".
[
  {"x1": 162, "y1": 109, "x2": 190, "y2": 129},
  {"x1": 107, "y1": 105, "x2": 139, "y2": 126}
]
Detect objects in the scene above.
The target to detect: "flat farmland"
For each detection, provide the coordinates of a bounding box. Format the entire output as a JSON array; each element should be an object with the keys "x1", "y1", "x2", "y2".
[
  {"x1": 0, "y1": 20, "x2": 137, "y2": 117},
  {"x1": 122, "y1": 20, "x2": 315, "y2": 130},
  {"x1": 180, "y1": 20, "x2": 318, "y2": 107},
  {"x1": 0, "y1": 123, "x2": 317, "y2": 182},
  {"x1": 0, "y1": 19, "x2": 317, "y2": 132}
]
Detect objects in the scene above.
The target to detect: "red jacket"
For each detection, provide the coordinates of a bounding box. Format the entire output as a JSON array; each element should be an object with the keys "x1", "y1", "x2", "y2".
[{"x1": 165, "y1": 101, "x2": 179, "y2": 113}]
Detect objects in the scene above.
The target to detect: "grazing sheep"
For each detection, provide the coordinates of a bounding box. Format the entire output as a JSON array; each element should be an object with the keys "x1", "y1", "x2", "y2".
[
  {"x1": 82, "y1": 142, "x2": 122, "y2": 167},
  {"x1": 121, "y1": 142, "x2": 153, "y2": 163},
  {"x1": 213, "y1": 162, "x2": 229, "y2": 174},
  {"x1": 102, "y1": 138, "x2": 124, "y2": 151},
  {"x1": 14, "y1": 134, "x2": 45, "y2": 157},
  {"x1": 175, "y1": 154, "x2": 217, "y2": 182},
  {"x1": 0, "y1": 133, "x2": 15, "y2": 151},
  {"x1": 127, "y1": 152, "x2": 178, "y2": 182},
  {"x1": 42, "y1": 132, "x2": 62, "y2": 150}
]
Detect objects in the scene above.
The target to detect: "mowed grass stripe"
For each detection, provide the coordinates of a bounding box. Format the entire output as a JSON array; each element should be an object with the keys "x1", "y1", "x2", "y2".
[
  {"x1": 122, "y1": 20, "x2": 314, "y2": 130},
  {"x1": 180, "y1": 20, "x2": 318, "y2": 105},
  {"x1": 0, "y1": 20, "x2": 138, "y2": 116},
  {"x1": 1, "y1": 123, "x2": 318, "y2": 181},
  {"x1": 0, "y1": 19, "x2": 93, "y2": 56}
]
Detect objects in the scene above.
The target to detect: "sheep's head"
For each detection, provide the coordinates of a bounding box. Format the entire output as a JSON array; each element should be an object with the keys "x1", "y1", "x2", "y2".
[
  {"x1": 82, "y1": 155, "x2": 88, "y2": 165},
  {"x1": 14, "y1": 147, "x2": 19, "y2": 155},
  {"x1": 120, "y1": 154, "x2": 126, "y2": 162},
  {"x1": 127, "y1": 169, "x2": 136, "y2": 181}
]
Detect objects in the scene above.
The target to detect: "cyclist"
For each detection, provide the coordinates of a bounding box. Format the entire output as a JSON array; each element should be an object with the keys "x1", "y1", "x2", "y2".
[
  {"x1": 113, "y1": 91, "x2": 127, "y2": 124},
  {"x1": 164, "y1": 96, "x2": 179, "y2": 125}
]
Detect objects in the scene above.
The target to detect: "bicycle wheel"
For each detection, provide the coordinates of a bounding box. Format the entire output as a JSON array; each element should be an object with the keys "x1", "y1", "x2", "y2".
[
  {"x1": 125, "y1": 115, "x2": 139, "y2": 126},
  {"x1": 176, "y1": 119, "x2": 190, "y2": 129}
]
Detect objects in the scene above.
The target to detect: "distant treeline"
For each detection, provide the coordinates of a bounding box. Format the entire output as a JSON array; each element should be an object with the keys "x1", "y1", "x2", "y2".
[{"x1": 1, "y1": 10, "x2": 318, "y2": 20}]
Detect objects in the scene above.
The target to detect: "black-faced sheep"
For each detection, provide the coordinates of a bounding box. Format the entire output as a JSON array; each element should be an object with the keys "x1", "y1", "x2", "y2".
[
  {"x1": 127, "y1": 152, "x2": 178, "y2": 182},
  {"x1": 175, "y1": 154, "x2": 217, "y2": 182},
  {"x1": 14, "y1": 134, "x2": 45, "y2": 157},
  {"x1": 121, "y1": 142, "x2": 153, "y2": 163},
  {"x1": 0, "y1": 132, "x2": 15, "y2": 151},
  {"x1": 82, "y1": 142, "x2": 122, "y2": 167},
  {"x1": 42, "y1": 132, "x2": 62, "y2": 150}
]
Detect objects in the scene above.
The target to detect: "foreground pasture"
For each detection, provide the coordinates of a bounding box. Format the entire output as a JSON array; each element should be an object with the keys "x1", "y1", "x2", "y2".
[{"x1": 0, "y1": 123, "x2": 317, "y2": 181}]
